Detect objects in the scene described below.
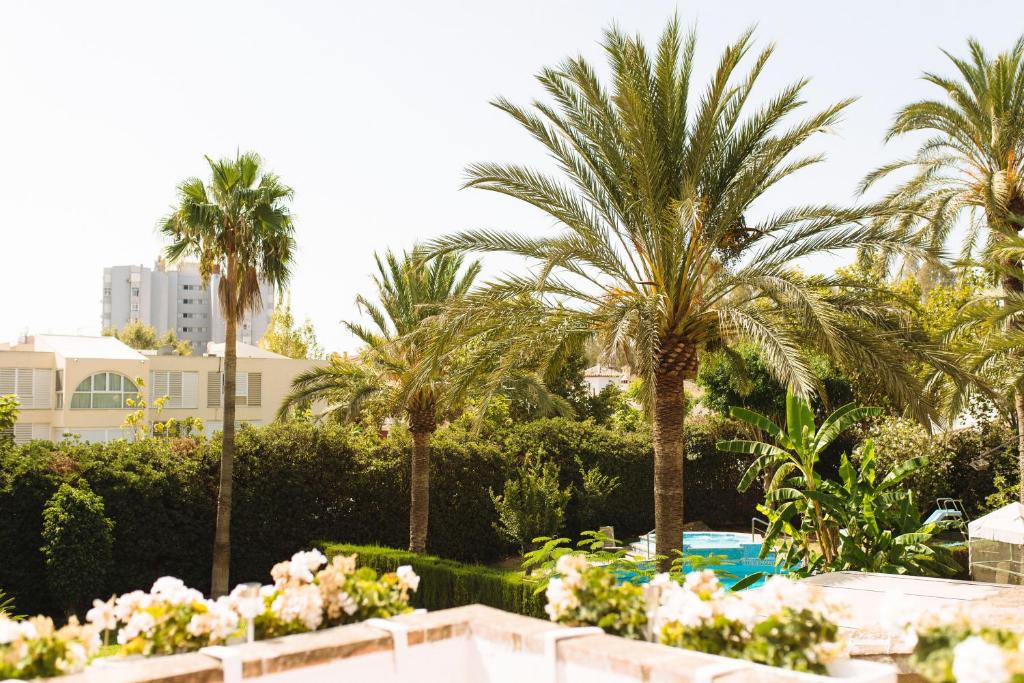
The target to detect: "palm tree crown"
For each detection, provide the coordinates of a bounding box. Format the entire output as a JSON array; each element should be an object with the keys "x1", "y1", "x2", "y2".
[{"x1": 429, "y1": 19, "x2": 935, "y2": 565}]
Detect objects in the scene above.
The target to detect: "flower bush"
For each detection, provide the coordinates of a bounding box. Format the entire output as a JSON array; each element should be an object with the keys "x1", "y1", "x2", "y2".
[
  {"x1": 544, "y1": 559, "x2": 846, "y2": 674},
  {"x1": 255, "y1": 549, "x2": 418, "y2": 638},
  {"x1": 0, "y1": 615, "x2": 99, "y2": 680},
  {"x1": 86, "y1": 576, "x2": 239, "y2": 655},
  {"x1": 909, "y1": 607, "x2": 1024, "y2": 683}
]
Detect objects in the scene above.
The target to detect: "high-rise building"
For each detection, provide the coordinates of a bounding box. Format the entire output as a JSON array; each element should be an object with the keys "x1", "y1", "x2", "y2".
[{"x1": 102, "y1": 260, "x2": 274, "y2": 351}]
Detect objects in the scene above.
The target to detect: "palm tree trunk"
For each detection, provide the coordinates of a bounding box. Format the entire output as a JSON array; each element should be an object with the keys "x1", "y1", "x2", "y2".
[
  {"x1": 211, "y1": 289, "x2": 237, "y2": 597},
  {"x1": 1016, "y1": 387, "x2": 1024, "y2": 505},
  {"x1": 408, "y1": 429, "x2": 431, "y2": 553},
  {"x1": 408, "y1": 407, "x2": 436, "y2": 554},
  {"x1": 652, "y1": 368, "x2": 687, "y2": 572}
]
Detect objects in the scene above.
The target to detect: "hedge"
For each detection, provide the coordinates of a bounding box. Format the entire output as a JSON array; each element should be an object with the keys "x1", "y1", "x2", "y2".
[
  {"x1": 0, "y1": 416, "x2": 760, "y2": 617},
  {"x1": 322, "y1": 543, "x2": 544, "y2": 618}
]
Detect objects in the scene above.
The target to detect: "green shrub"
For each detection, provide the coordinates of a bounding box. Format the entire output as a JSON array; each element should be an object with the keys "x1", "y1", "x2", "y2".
[
  {"x1": 491, "y1": 460, "x2": 572, "y2": 554},
  {"x1": 40, "y1": 482, "x2": 115, "y2": 615},
  {"x1": 321, "y1": 542, "x2": 544, "y2": 618}
]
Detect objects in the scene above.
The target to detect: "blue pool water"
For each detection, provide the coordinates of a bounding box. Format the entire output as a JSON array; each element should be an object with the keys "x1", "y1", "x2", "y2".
[{"x1": 626, "y1": 531, "x2": 785, "y2": 590}]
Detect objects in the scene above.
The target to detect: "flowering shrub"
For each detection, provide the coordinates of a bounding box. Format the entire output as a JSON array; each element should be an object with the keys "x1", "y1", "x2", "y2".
[
  {"x1": 544, "y1": 554, "x2": 647, "y2": 639},
  {"x1": 254, "y1": 549, "x2": 418, "y2": 639},
  {"x1": 909, "y1": 607, "x2": 1024, "y2": 683},
  {"x1": 544, "y1": 561, "x2": 846, "y2": 674},
  {"x1": 0, "y1": 615, "x2": 99, "y2": 679},
  {"x1": 656, "y1": 572, "x2": 844, "y2": 673},
  {"x1": 86, "y1": 577, "x2": 239, "y2": 656}
]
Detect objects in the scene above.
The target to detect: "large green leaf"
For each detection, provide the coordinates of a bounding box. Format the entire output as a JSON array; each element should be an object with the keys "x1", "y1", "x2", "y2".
[
  {"x1": 812, "y1": 403, "x2": 882, "y2": 452},
  {"x1": 729, "y1": 407, "x2": 792, "y2": 449},
  {"x1": 880, "y1": 455, "x2": 930, "y2": 488}
]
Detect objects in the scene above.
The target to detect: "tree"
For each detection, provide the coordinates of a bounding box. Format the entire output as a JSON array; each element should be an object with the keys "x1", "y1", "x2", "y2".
[
  {"x1": 864, "y1": 36, "x2": 1024, "y2": 502},
  {"x1": 162, "y1": 151, "x2": 295, "y2": 595},
  {"x1": 102, "y1": 320, "x2": 192, "y2": 355},
  {"x1": 279, "y1": 249, "x2": 479, "y2": 553},
  {"x1": 429, "y1": 19, "x2": 936, "y2": 567},
  {"x1": 490, "y1": 460, "x2": 572, "y2": 556},
  {"x1": 0, "y1": 395, "x2": 17, "y2": 445},
  {"x1": 260, "y1": 294, "x2": 323, "y2": 359}
]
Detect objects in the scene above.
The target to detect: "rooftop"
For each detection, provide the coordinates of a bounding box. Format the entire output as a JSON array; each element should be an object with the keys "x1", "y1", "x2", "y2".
[{"x1": 32, "y1": 335, "x2": 146, "y2": 360}]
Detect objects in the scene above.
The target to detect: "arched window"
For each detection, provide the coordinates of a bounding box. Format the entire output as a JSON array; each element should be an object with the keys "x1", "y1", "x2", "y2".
[{"x1": 69, "y1": 372, "x2": 139, "y2": 409}]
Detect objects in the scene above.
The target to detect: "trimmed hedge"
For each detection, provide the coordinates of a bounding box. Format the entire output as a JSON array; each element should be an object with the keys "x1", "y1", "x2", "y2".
[
  {"x1": 322, "y1": 542, "x2": 544, "y2": 618},
  {"x1": 0, "y1": 416, "x2": 760, "y2": 617}
]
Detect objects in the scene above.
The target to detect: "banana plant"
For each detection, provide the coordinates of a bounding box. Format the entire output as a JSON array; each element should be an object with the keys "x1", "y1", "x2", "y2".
[
  {"x1": 719, "y1": 390, "x2": 958, "y2": 577},
  {"x1": 719, "y1": 390, "x2": 880, "y2": 567}
]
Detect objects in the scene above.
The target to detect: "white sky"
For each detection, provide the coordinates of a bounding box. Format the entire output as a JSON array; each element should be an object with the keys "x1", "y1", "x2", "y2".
[{"x1": 2, "y1": 1, "x2": 1023, "y2": 353}]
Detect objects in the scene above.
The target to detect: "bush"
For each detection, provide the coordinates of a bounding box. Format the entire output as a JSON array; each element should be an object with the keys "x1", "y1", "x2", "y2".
[
  {"x1": 859, "y1": 417, "x2": 1019, "y2": 516},
  {"x1": 491, "y1": 460, "x2": 572, "y2": 554},
  {"x1": 40, "y1": 482, "x2": 115, "y2": 615},
  {"x1": 321, "y1": 543, "x2": 544, "y2": 618},
  {"x1": 0, "y1": 416, "x2": 763, "y2": 617}
]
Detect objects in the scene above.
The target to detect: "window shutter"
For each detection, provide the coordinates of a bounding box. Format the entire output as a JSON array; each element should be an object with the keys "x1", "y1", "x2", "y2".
[
  {"x1": 168, "y1": 372, "x2": 183, "y2": 408},
  {"x1": 181, "y1": 372, "x2": 198, "y2": 409},
  {"x1": 32, "y1": 369, "x2": 51, "y2": 409},
  {"x1": 0, "y1": 368, "x2": 15, "y2": 395},
  {"x1": 247, "y1": 372, "x2": 262, "y2": 407},
  {"x1": 235, "y1": 371, "x2": 248, "y2": 399},
  {"x1": 207, "y1": 372, "x2": 221, "y2": 407},
  {"x1": 151, "y1": 371, "x2": 170, "y2": 403},
  {"x1": 13, "y1": 424, "x2": 33, "y2": 445},
  {"x1": 15, "y1": 370, "x2": 33, "y2": 406}
]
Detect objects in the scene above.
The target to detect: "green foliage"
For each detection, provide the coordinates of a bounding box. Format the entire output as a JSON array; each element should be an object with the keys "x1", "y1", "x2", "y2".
[
  {"x1": 490, "y1": 460, "x2": 572, "y2": 554},
  {"x1": 546, "y1": 561, "x2": 648, "y2": 639},
  {"x1": 40, "y1": 483, "x2": 114, "y2": 614},
  {"x1": 0, "y1": 417, "x2": 761, "y2": 617},
  {"x1": 259, "y1": 294, "x2": 323, "y2": 359},
  {"x1": 861, "y1": 417, "x2": 1019, "y2": 516},
  {"x1": 0, "y1": 395, "x2": 17, "y2": 443},
  {"x1": 0, "y1": 590, "x2": 15, "y2": 618},
  {"x1": 321, "y1": 543, "x2": 544, "y2": 618},
  {"x1": 103, "y1": 320, "x2": 192, "y2": 355},
  {"x1": 723, "y1": 391, "x2": 957, "y2": 577},
  {"x1": 574, "y1": 457, "x2": 620, "y2": 530},
  {"x1": 698, "y1": 344, "x2": 854, "y2": 423}
]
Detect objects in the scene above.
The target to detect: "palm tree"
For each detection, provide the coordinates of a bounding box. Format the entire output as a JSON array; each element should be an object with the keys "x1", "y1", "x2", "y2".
[
  {"x1": 279, "y1": 249, "x2": 479, "y2": 553},
  {"x1": 429, "y1": 19, "x2": 938, "y2": 567},
  {"x1": 863, "y1": 36, "x2": 1024, "y2": 503},
  {"x1": 162, "y1": 151, "x2": 295, "y2": 596}
]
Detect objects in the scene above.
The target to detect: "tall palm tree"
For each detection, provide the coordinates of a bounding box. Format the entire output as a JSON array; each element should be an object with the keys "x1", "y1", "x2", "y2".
[
  {"x1": 279, "y1": 249, "x2": 480, "y2": 553},
  {"x1": 162, "y1": 152, "x2": 295, "y2": 596},
  {"x1": 863, "y1": 36, "x2": 1024, "y2": 503},
  {"x1": 429, "y1": 19, "x2": 940, "y2": 567}
]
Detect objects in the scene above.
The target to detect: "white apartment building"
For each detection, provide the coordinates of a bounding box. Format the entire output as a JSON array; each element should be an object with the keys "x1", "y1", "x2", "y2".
[
  {"x1": 102, "y1": 260, "x2": 274, "y2": 351},
  {"x1": 0, "y1": 335, "x2": 321, "y2": 444}
]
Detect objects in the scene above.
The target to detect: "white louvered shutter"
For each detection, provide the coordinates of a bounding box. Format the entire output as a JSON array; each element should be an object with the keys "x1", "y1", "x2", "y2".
[
  {"x1": 235, "y1": 371, "x2": 248, "y2": 399},
  {"x1": 207, "y1": 372, "x2": 221, "y2": 407},
  {"x1": 151, "y1": 371, "x2": 170, "y2": 403},
  {"x1": 168, "y1": 372, "x2": 183, "y2": 408},
  {"x1": 32, "y1": 369, "x2": 51, "y2": 408},
  {"x1": 181, "y1": 372, "x2": 198, "y2": 409},
  {"x1": 15, "y1": 370, "x2": 33, "y2": 406},
  {"x1": 0, "y1": 368, "x2": 15, "y2": 395},
  {"x1": 13, "y1": 424, "x2": 33, "y2": 445},
  {"x1": 247, "y1": 372, "x2": 261, "y2": 407}
]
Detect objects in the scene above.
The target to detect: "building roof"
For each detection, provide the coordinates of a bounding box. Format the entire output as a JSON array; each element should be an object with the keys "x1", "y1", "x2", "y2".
[
  {"x1": 34, "y1": 335, "x2": 146, "y2": 360},
  {"x1": 584, "y1": 364, "x2": 624, "y2": 378},
  {"x1": 969, "y1": 502, "x2": 1024, "y2": 545},
  {"x1": 204, "y1": 341, "x2": 290, "y2": 360}
]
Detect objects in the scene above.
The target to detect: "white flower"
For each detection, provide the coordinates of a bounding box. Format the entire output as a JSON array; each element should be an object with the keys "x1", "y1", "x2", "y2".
[
  {"x1": 555, "y1": 553, "x2": 589, "y2": 577},
  {"x1": 716, "y1": 594, "x2": 757, "y2": 629},
  {"x1": 0, "y1": 616, "x2": 37, "y2": 645},
  {"x1": 952, "y1": 637, "x2": 1010, "y2": 683},
  {"x1": 655, "y1": 582, "x2": 713, "y2": 630},
  {"x1": 544, "y1": 578, "x2": 580, "y2": 621},
  {"x1": 396, "y1": 566, "x2": 420, "y2": 593},
  {"x1": 187, "y1": 602, "x2": 239, "y2": 642},
  {"x1": 286, "y1": 549, "x2": 328, "y2": 583},
  {"x1": 650, "y1": 573, "x2": 672, "y2": 588},
  {"x1": 118, "y1": 611, "x2": 156, "y2": 644},
  {"x1": 682, "y1": 570, "x2": 724, "y2": 600},
  {"x1": 270, "y1": 584, "x2": 324, "y2": 631},
  {"x1": 225, "y1": 585, "x2": 265, "y2": 620},
  {"x1": 86, "y1": 598, "x2": 118, "y2": 632}
]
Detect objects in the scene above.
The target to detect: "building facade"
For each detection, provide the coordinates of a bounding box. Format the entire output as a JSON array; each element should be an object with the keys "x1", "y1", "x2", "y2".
[
  {"x1": 102, "y1": 260, "x2": 274, "y2": 351},
  {"x1": 0, "y1": 335, "x2": 320, "y2": 444}
]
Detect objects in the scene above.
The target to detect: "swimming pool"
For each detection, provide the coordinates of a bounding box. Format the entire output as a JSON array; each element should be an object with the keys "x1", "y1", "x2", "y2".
[{"x1": 626, "y1": 530, "x2": 785, "y2": 590}]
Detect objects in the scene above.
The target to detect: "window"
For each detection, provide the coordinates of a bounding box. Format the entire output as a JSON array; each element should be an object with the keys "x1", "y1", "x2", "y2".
[
  {"x1": 207, "y1": 371, "x2": 261, "y2": 407},
  {"x1": 70, "y1": 372, "x2": 138, "y2": 409},
  {"x1": 131, "y1": 302, "x2": 139, "y2": 312},
  {"x1": 182, "y1": 284, "x2": 201, "y2": 291},
  {"x1": 150, "y1": 371, "x2": 198, "y2": 409},
  {"x1": 103, "y1": 287, "x2": 111, "y2": 297},
  {"x1": 5, "y1": 423, "x2": 50, "y2": 445},
  {"x1": 180, "y1": 326, "x2": 206, "y2": 334},
  {"x1": 181, "y1": 312, "x2": 207, "y2": 320},
  {"x1": 131, "y1": 287, "x2": 140, "y2": 297},
  {"x1": 0, "y1": 368, "x2": 52, "y2": 409}
]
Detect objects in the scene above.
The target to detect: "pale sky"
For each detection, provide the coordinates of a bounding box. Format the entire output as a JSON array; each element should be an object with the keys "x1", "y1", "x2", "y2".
[{"x1": 3, "y1": 1, "x2": 1023, "y2": 353}]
